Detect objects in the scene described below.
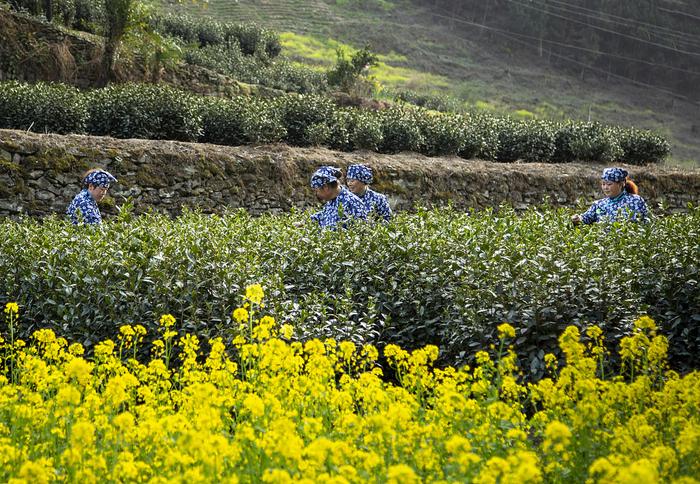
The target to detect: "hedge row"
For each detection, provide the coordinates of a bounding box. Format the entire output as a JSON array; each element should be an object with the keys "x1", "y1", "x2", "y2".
[
  {"x1": 150, "y1": 13, "x2": 282, "y2": 59},
  {"x1": 1, "y1": 208, "x2": 698, "y2": 379},
  {"x1": 183, "y1": 43, "x2": 328, "y2": 94},
  {"x1": 0, "y1": 81, "x2": 670, "y2": 163}
]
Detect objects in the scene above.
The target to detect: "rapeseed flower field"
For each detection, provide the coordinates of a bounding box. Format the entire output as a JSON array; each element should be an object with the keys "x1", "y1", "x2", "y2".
[{"x1": 1, "y1": 288, "x2": 698, "y2": 483}]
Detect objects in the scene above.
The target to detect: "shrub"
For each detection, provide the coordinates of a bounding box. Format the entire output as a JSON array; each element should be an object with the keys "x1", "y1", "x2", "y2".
[
  {"x1": 0, "y1": 81, "x2": 87, "y2": 134},
  {"x1": 552, "y1": 122, "x2": 623, "y2": 163},
  {"x1": 616, "y1": 127, "x2": 670, "y2": 165},
  {"x1": 416, "y1": 112, "x2": 465, "y2": 157},
  {"x1": 325, "y1": 109, "x2": 352, "y2": 151},
  {"x1": 496, "y1": 118, "x2": 556, "y2": 163},
  {"x1": 392, "y1": 88, "x2": 461, "y2": 113},
  {"x1": 223, "y1": 23, "x2": 280, "y2": 58},
  {"x1": 463, "y1": 112, "x2": 500, "y2": 160},
  {"x1": 347, "y1": 109, "x2": 383, "y2": 151},
  {"x1": 199, "y1": 96, "x2": 285, "y2": 146},
  {"x1": 377, "y1": 105, "x2": 424, "y2": 153},
  {"x1": 275, "y1": 94, "x2": 336, "y2": 146},
  {"x1": 4, "y1": 208, "x2": 697, "y2": 378},
  {"x1": 327, "y1": 46, "x2": 378, "y2": 95},
  {"x1": 87, "y1": 83, "x2": 202, "y2": 142}
]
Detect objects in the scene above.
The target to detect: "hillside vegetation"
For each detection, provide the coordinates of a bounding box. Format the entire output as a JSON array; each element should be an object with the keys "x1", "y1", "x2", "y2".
[{"x1": 168, "y1": 0, "x2": 700, "y2": 166}]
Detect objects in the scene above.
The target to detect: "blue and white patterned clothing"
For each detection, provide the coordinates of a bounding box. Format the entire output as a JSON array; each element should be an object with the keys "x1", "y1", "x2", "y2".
[
  {"x1": 84, "y1": 170, "x2": 117, "y2": 187},
  {"x1": 579, "y1": 191, "x2": 649, "y2": 224},
  {"x1": 601, "y1": 167, "x2": 628, "y2": 183},
  {"x1": 311, "y1": 187, "x2": 368, "y2": 229},
  {"x1": 357, "y1": 188, "x2": 392, "y2": 222},
  {"x1": 310, "y1": 166, "x2": 342, "y2": 189},
  {"x1": 67, "y1": 189, "x2": 102, "y2": 224},
  {"x1": 347, "y1": 164, "x2": 373, "y2": 184}
]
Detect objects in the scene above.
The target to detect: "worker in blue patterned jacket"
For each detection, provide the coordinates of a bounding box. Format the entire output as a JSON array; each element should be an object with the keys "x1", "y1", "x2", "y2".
[
  {"x1": 310, "y1": 165, "x2": 368, "y2": 229},
  {"x1": 571, "y1": 167, "x2": 649, "y2": 225},
  {"x1": 66, "y1": 168, "x2": 117, "y2": 225},
  {"x1": 346, "y1": 164, "x2": 392, "y2": 223}
]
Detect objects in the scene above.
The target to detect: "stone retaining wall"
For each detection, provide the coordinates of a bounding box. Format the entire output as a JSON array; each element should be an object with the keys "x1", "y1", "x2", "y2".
[{"x1": 1, "y1": 129, "x2": 699, "y2": 219}]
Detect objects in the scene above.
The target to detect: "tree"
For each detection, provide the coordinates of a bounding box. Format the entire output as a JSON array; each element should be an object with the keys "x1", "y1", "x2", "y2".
[
  {"x1": 99, "y1": 0, "x2": 132, "y2": 86},
  {"x1": 326, "y1": 45, "x2": 379, "y2": 95}
]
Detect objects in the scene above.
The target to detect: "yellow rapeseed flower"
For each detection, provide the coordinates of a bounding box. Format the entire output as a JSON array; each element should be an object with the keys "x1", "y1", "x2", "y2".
[
  {"x1": 159, "y1": 314, "x2": 176, "y2": 328},
  {"x1": 498, "y1": 323, "x2": 516, "y2": 339},
  {"x1": 4, "y1": 302, "x2": 19, "y2": 314},
  {"x1": 245, "y1": 284, "x2": 264, "y2": 305},
  {"x1": 280, "y1": 324, "x2": 294, "y2": 340},
  {"x1": 387, "y1": 464, "x2": 419, "y2": 484},
  {"x1": 634, "y1": 315, "x2": 657, "y2": 332},
  {"x1": 233, "y1": 307, "x2": 249, "y2": 323}
]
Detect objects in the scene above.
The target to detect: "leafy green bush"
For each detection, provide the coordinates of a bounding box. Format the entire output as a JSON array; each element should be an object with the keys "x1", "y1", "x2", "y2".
[
  {"x1": 3, "y1": 208, "x2": 697, "y2": 379},
  {"x1": 416, "y1": 112, "x2": 465, "y2": 157},
  {"x1": 275, "y1": 94, "x2": 336, "y2": 146},
  {"x1": 199, "y1": 96, "x2": 285, "y2": 146},
  {"x1": 0, "y1": 81, "x2": 87, "y2": 134},
  {"x1": 346, "y1": 109, "x2": 384, "y2": 151},
  {"x1": 377, "y1": 106, "x2": 424, "y2": 153},
  {"x1": 0, "y1": 81, "x2": 671, "y2": 164},
  {"x1": 87, "y1": 83, "x2": 202, "y2": 142},
  {"x1": 72, "y1": 0, "x2": 104, "y2": 33},
  {"x1": 224, "y1": 23, "x2": 281, "y2": 58},
  {"x1": 552, "y1": 122, "x2": 623, "y2": 163},
  {"x1": 462, "y1": 112, "x2": 500, "y2": 160},
  {"x1": 151, "y1": 14, "x2": 280, "y2": 57},
  {"x1": 615, "y1": 127, "x2": 670, "y2": 165},
  {"x1": 496, "y1": 118, "x2": 556, "y2": 163}
]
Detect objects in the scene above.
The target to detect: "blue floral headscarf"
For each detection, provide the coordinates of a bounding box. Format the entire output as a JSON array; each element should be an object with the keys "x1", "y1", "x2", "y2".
[
  {"x1": 310, "y1": 166, "x2": 342, "y2": 188},
  {"x1": 601, "y1": 167, "x2": 628, "y2": 183},
  {"x1": 347, "y1": 164, "x2": 373, "y2": 184},
  {"x1": 83, "y1": 169, "x2": 117, "y2": 188}
]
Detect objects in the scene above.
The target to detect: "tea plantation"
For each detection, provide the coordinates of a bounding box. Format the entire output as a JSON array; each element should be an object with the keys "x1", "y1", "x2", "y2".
[{"x1": 2, "y1": 207, "x2": 698, "y2": 379}]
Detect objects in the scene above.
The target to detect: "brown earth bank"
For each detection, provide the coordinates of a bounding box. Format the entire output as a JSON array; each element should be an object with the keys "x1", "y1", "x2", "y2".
[
  {"x1": 1, "y1": 129, "x2": 699, "y2": 219},
  {"x1": 0, "y1": 8, "x2": 266, "y2": 96}
]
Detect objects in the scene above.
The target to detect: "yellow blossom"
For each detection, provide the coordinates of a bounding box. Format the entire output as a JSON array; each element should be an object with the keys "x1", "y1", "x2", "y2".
[
  {"x1": 245, "y1": 284, "x2": 264, "y2": 305},
  {"x1": 4, "y1": 302, "x2": 19, "y2": 314},
  {"x1": 233, "y1": 307, "x2": 249, "y2": 323},
  {"x1": 498, "y1": 322, "x2": 516, "y2": 339}
]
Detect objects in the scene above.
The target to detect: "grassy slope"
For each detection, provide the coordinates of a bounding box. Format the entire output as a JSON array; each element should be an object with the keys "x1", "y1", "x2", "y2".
[{"x1": 169, "y1": 0, "x2": 699, "y2": 167}]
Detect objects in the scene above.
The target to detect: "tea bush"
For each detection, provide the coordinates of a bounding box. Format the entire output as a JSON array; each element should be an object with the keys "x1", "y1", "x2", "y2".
[
  {"x1": 275, "y1": 94, "x2": 337, "y2": 146},
  {"x1": 391, "y1": 88, "x2": 462, "y2": 113},
  {"x1": 553, "y1": 121, "x2": 623, "y2": 163},
  {"x1": 615, "y1": 127, "x2": 671, "y2": 165},
  {"x1": 346, "y1": 109, "x2": 384, "y2": 151},
  {"x1": 0, "y1": 81, "x2": 671, "y2": 163},
  {"x1": 199, "y1": 96, "x2": 285, "y2": 145},
  {"x1": 377, "y1": 105, "x2": 424, "y2": 153},
  {"x1": 87, "y1": 83, "x2": 202, "y2": 142},
  {"x1": 497, "y1": 118, "x2": 557, "y2": 163},
  {"x1": 150, "y1": 13, "x2": 281, "y2": 58},
  {"x1": 1, "y1": 207, "x2": 698, "y2": 378},
  {"x1": 416, "y1": 112, "x2": 466, "y2": 157},
  {"x1": 0, "y1": 81, "x2": 87, "y2": 134}
]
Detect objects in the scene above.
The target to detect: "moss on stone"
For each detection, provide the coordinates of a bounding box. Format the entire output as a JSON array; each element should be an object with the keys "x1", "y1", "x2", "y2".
[
  {"x1": 25, "y1": 148, "x2": 86, "y2": 172},
  {"x1": 374, "y1": 179, "x2": 408, "y2": 195},
  {"x1": 0, "y1": 159, "x2": 21, "y2": 174},
  {"x1": 135, "y1": 165, "x2": 169, "y2": 188},
  {"x1": 0, "y1": 140, "x2": 21, "y2": 151}
]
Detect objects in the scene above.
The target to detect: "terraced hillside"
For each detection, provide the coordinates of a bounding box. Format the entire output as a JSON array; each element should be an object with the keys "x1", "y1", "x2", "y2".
[{"x1": 166, "y1": 0, "x2": 699, "y2": 166}]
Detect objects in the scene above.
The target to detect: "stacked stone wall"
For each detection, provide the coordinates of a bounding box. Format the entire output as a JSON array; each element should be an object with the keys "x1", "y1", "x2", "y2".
[{"x1": 1, "y1": 130, "x2": 698, "y2": 219}]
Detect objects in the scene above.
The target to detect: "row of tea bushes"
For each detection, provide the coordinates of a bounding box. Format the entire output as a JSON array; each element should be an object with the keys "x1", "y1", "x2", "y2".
[
  {"x1": 1, "y1": 207, "x2": 698, "y2": 378},
  {"x1": 0, "y1": 81, "x2": 670, "y2": 163}
]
